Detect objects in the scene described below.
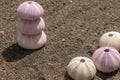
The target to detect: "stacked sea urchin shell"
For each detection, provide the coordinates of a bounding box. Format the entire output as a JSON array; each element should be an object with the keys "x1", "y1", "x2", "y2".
[{"x1": 17, "y1": 1, "x2": 47, "y2": 49}]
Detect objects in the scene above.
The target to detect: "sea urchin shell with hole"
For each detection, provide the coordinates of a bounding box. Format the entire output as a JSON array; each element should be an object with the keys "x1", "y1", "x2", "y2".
[
  {"x1": 92, "y1": 47, "x2": 120, "y2": 73},
  {"x1": 17, "y1": 1, "x2": 44, "y2": 20},
  {"x1": 67, "y1": 57, "x2": 96, "y2": 80},
  {"x1": 99, "y1": 31, "x2": 120, "y2": 50}
]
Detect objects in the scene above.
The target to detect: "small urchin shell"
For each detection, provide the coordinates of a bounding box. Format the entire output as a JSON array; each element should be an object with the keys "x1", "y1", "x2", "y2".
[
  {"x1": 99, "y1": 31, "x2": 120, "y2": 50},
  {"x1": 17, "y1": 17, "x2": 45, "y2": 35},
  {"x1": 17, "y1": 31, "x2": 47, "y2": 49},
  {"x1": 67, "y1": 57, "x2": 96, "y2": 80},
  {"x1": 17, "y1": 1, "x2": 44, "y2": 20},
  {"x1": 92, "y1": 47, "x2": 120, "y2": 73}
]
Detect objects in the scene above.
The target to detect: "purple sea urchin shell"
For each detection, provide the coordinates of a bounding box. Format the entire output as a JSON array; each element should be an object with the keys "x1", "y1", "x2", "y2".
[
  {"x1": 17, "y1": 1, "x2": 44, "y2": 20},
  {"x1": 17, "y1": 17, "x2": 45, "y2": 35},
  {"x1": 92, "y1": 47, "x2": 120, "y2": 73}
]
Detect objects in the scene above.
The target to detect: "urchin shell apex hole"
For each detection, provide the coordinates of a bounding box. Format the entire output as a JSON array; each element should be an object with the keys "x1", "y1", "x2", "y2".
[
  {"x1": 80, "y1": 59, "x2": 85, "y2": 62},
  {"x1": 108, "y1": 34, "x2": 113, "y2": 37},
  {"x1": 104, "y1": 49, "x2": 110, "y2": 52},
  {"x1": 28, "y1": 1, "x2": 32, "y2": 4}
]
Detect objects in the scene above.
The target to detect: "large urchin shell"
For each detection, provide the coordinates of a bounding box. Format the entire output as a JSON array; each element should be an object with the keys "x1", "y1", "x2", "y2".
[
  {"x1": 17, "y1": 1, "x2": 44, "y2": 20},
  {"x1": 67, "y1": 57, "x2": 96, "y2": 80},
  {"x1": 17, "y1": 31, "x2": 47, "y2": 49},
  {"x1": 92, "y1": 47, "x2": 120, "y2": 73},
  {"x1": 17, "y1": 17, "x2": 45, "y2": 35},
  {"x1": 99, "y1": 31, "x2": 120, "y2": 51}
]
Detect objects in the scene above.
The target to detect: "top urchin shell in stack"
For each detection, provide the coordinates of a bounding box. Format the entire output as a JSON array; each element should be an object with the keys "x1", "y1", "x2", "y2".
[{"x1": 17, "y1": 1, "x2": 44, "y2": 20}]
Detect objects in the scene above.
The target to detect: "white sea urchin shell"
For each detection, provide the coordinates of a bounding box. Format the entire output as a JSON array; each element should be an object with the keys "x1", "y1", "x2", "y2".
[
  {"x1": 99, "y1": 31, "x2": 120, "y2": 50},
  {"x1": 67, "y1": 57, "x2": 96, "y2": 80},
  {"x1": 17, "y1": 31, "x2": 47, "y2": 49}
]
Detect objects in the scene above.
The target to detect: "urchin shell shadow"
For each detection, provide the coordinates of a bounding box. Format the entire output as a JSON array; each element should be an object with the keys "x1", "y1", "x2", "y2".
[
  {"x1": 38, "y1": 77, "x2": 46, "y2": 80},
  {"x1": 64, "y1": 72, "x2": 73, "y2": 80},
  {"x1": 96, "y1": 69, "x2": 119, "y2": 80},
  {"x1": 2, "y1": 43, "x2": 44, "y2": 62},
  {"x1": 64, "y1": 72, "x2": 95, "y2": 80}
]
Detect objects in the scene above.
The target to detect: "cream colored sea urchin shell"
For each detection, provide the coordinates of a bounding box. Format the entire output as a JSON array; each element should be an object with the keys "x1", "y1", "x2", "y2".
[
  {"x1": 67, "y1": 57, "x2": 96, "y2": 80},
  {"x1": 99, "y1": 31, "x2": 120, "y2": 50}
]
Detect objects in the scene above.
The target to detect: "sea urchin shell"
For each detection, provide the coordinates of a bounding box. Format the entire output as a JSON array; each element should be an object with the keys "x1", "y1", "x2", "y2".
[
  {"x1": 17, "y1": 1, "x2": 44, "y2": 20},
  {"x1": 99, "y1": 31, "x2": 120, "y2": 50},
  {"x1": 92, "y1": 47, "x2": 120, "y2": 73},
  {"x1": 67, "y1": 57, "x2": 96, "y2": 80},
  {"x1": 17, "y1": 17, "x2": 45, "y2": 35},
  {"x1": 17, "y1": 31, "x2": 47, "y2": 49}
]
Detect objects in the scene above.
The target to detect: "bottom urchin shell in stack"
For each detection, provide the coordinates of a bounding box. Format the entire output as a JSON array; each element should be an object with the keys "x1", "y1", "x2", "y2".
[
  {"x1": 67, "y1": 56, "x2": 96, "y2": 80},
  {"x1": 17, "y1": 31, "x2": 47, "y2": 49}
]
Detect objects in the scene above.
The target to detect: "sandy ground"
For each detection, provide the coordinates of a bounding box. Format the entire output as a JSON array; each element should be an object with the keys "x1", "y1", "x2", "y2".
[{"x1": 1, "y1": 0, "x2": 120, "y2": 80}]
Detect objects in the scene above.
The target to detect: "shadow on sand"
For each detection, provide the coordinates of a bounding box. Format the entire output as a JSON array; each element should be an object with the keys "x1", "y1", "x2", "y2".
[
  {"x1": 64, "y1": 72, "x2": 73, "y2": 80},
  {"x1": 2, "y1": 43, "x2": 43, "y2": 62},
  {"x1": 96, "y1": 69, "x2": 119, "y2": 80},
  {"x1": 64, "y1": 69, "x2": 118, "y2": 80}
]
